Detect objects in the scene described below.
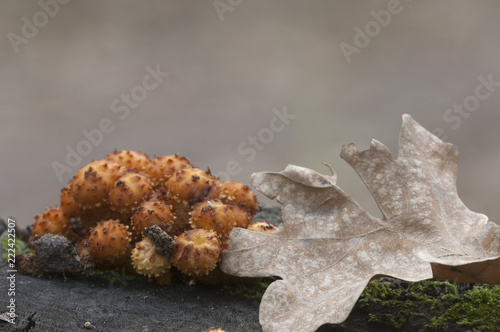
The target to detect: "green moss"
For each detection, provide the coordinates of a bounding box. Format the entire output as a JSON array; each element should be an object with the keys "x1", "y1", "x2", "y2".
[
  {"x1": 427, "y1": 316, "x2": 449, "y2": 330},
  {"x1": 1, "y1": 236, "x2": 32, "y2": 261},
  {"x1": 225, "y1": 280, "x2": 272, "y2": 300},
  {"x1": 426, "y1": 285, "x2": 500, "y2": 331},
  {"x1": 360, "y1": 280, "x2": 462, "y2": 330},
  {"x1": 368, "y1": 313, "x2": 405, "y2": 329},
  {"x1": 359, "y1": 280, "x2": 402, "y2": 307},
  {"x1": 89, "y1": 268, "x2": 143, "y2": 287},
  {"x1": 368, "y1": 310, "x2": 424, "y2": 329},
  {"x1": 359, "y1": 279, "x2": 500, "y2": 331}
]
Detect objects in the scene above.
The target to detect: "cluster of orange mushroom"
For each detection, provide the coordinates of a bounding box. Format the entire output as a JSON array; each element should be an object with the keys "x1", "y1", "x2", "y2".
[{"x1": 30, "y1": 150, "x2": 276, "y2": 282}]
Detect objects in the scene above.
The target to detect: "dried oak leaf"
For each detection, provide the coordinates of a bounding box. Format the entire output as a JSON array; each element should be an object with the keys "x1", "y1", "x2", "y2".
[{"x1": 220, "y1": 114, "x2": 500, "y2": 332}]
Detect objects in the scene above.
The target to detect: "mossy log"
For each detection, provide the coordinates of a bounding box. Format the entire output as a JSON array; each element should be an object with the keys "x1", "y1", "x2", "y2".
[{"x1": 1, "y1": 207, "x2": 499, "y2": 332}]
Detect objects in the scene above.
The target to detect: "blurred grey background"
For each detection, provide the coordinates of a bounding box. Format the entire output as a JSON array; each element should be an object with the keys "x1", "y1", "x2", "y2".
[{"x1": 1, "y1": 0, "x2": 499, "y2": 229}]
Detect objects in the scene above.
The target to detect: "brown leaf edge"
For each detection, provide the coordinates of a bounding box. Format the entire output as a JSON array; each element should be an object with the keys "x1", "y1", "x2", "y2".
[{"x1": 221, "y1": 114, "x2": 500, "y2": 332}]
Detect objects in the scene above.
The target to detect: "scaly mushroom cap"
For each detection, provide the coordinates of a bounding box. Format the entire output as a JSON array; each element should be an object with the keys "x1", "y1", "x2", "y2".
[
  {"x1": 231, "y1": 206, "x2": 252, "y2": 229},
  {"x1": 77, "y1": 203, "x2": 126, "y2": 231},
  {"x1": 150, "y1": 187, "x2": 191, "y2": 235},
  {"x1": 60, "y1": 184, "x2": 81, "y2": 219},
  {"x1": 131, "y1": 237, "x2": 171, "y2": 278},
  {"x1": 87, "y1": 219, "x2": 131, "y2": 264},
  {"x1": 130, "y1": 199, "x2": 175, "y2": 241},
  {"x1": 171, "y1": 229, "x2": 221, "y2": 276},
  {"x1": 246, "y1": 221, "x2": 277, "y2": 234},
  {"x1": 108, "y1": 172, "x2": 153, "y2": 214},
  {"x1": 216, "y1": 181, "x2": 259, "y2": 215},
  {"x1": 31, "y1": 206, "x2": 70, "y2": 239},
  {"x1": 105, "y1": 149, "x2": 150, "y2": 173},
  {"x1": 75, "y1": 239, "x2": 92, "y2": 263},
  {"x1": 189, "y1": 200, "x2": 237, "y2": 237},
  {"x1": 146, "y1": 154, "x2": 193, "y2": 187},
  {"x1": 220, "y1": 237, "x2": 230, "y2": 251},
  {"x1": 166, "y1": 167, "x2": 218, "y2": 206},
  {"x1": 71, "y1": 160, "x2": 126, "y2": 208}
]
